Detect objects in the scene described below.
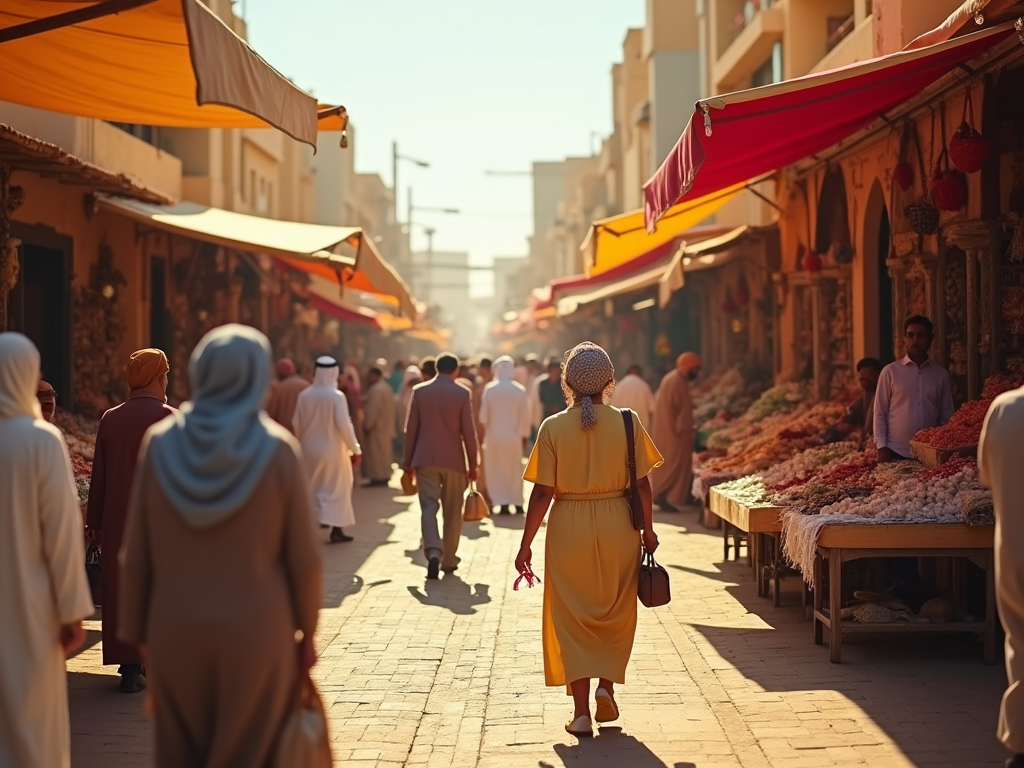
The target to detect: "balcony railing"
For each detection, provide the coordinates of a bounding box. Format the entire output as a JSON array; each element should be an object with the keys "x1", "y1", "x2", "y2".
[
  {"x1": 826, "y1": 13, "x2": 856, "y2": 53},
  {"x1": 727, "y1": 0, "x2": 780, "y2": 41}
]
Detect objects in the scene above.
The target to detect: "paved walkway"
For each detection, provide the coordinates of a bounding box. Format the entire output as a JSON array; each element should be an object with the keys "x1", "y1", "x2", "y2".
[{"x1": 69, "y1": 480, "x2": 1009, "y2": 767}]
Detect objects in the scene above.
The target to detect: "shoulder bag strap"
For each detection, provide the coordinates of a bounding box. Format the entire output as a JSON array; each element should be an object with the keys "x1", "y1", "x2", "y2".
[{"x1": 621, "y1": 409, "x2": 644, "y2": 530}]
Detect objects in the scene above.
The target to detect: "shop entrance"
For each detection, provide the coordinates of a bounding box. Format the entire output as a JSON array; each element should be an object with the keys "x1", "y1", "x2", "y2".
[
  {"x1": 863, "y1": 179, "x2": 894, "y2": 363},
  {"x1": 6, "y1": 224, "x2": 73, "y2": 405}
]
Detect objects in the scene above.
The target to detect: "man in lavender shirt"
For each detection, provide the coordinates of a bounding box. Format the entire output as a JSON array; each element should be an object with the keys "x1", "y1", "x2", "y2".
[{"x1": 874, "y1": 315, "x2": 955, "y2": 462}]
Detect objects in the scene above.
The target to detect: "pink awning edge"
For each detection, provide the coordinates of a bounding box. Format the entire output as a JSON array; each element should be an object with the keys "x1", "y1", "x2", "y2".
[{"x1": 642, "y1": 23, "x2": 1013, "y2": 231}]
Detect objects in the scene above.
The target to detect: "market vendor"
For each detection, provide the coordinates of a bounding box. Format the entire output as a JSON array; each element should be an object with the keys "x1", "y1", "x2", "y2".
[
  {"x1": 823, "y1": 358, "x2": 882, "y2": 448},
  {"x1": 36, "y1": 380, "x2": 57, "y2": 423},
  {"x1": 874, "y1": 315, "x2": 954, "y2": 462}
]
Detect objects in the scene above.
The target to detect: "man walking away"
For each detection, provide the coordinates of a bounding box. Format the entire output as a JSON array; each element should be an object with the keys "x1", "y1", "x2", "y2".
[
  {"x1": 874, "y1": 315, "x2": 954, "y2": 462},
  {"x1": 480, "y1": 356, "x2": 530, "y2": 515},
  {"x1": 980, "y1": 383, "x2": 1024, "y2": 768},
  {"x1": 650, "y1": 352, "x2": 701, "y2": 511},
  {"x1": 293, "y1": 356, "x2": 362, "y2": 543},
  {"x1": 611, "y1": 364, "x2": 656, "y2": 428},
  {"x1": 265, "y1": 358, "x2": 309, "y2": 434},
  {"x1": 473, "y1": 358, "x2": 495, "y2": 509},
  {"x1": 86, "y1": 349, "x2": 176, "y2": 693},
  {"x1": 404, "y1": 352, "x2": 479, "y2": 579},
  {"x1": 362, "y1": 365, "x2": 396, "y2": 487},
  {"x1": 0, "y1": 333, "x2": 93, "y2": 768}
]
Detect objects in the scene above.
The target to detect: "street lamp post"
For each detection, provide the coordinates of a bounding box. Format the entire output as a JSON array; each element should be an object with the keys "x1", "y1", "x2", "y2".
[{"x1": 391, "y1": 141, "x2": 429, "y2": 224}]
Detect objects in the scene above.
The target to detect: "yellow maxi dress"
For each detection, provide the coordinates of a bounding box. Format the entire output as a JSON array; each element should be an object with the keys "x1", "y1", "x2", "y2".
[{"x1": 524, "y1": 404, "x2": 663, "y2": 688}]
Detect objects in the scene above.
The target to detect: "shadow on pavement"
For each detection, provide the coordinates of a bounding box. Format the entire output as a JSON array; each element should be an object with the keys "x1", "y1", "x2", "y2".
[
  {"x1": 407, "y1": 573, "x2": 491, "y2": 615},
  {"x1": 544, "y1": 728, "x2": 695, "y2": 767},
  {"x1": 320, "y1": 480, "x2": 411, "y2": 608},
  {"x1": 67, "y1": 627, "x2": 102, "y2": 660},
  {"x1": 489, "y1": 513, "x2": 526, "y2": 530},
  {"x1": 684, "y1": 556, "x2": 1008, "y2": 767}
]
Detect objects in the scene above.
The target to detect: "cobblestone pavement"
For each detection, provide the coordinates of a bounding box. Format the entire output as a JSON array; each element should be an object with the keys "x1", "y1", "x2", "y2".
[{"x1": 69, "y1": 480, "x2": 1009, "y2": 767}]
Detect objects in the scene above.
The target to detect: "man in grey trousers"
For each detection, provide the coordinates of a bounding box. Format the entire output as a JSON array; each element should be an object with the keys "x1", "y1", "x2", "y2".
[{"x1": 403, "y1": 352, "x2": 479, "y2": 579}]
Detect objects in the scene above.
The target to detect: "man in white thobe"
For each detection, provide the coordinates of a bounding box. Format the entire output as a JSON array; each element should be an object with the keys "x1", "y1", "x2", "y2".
[
  {"x1": 293, "y1": 356, "x2": 362, "y2": 543},
  {"x1": 611, "y1": 364, "x2": 656, "y2": 428},
  {"x1": 0, "y1": 333, "x2": 92, "y2": 768},
  {"x1": 480, "y1": 357, "x2": 531, "y2": 515},
  {"x1": 362, "y1": 365, "x2": 396, "y2": 487}
]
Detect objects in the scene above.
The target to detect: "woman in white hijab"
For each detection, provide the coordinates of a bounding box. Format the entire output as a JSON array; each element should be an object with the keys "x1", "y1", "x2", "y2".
[
  {"x1": 480, "y1": 356, "x2": 531, "y2": 514},
  {"x1": 293, "y1": 356, "x2": 362, "y2": 543},
  {"x1": 119, "y1": 325, "x2": 323, "y2": 768},
  {"x1": 0, "y1": 333, "x2": 93, "y2": 768}
]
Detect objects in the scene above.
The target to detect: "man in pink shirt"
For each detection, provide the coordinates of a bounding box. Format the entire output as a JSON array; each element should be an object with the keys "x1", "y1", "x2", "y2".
[{"x1": 873, "y1": 315, "x2": 954, "y2": 462}]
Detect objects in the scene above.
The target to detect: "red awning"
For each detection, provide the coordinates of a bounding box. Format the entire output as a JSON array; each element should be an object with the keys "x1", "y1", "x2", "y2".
[
  {"x1": 307, "y1": 293, "x2": 381, "y2": 329},
  {"x1": 643, "y1": 23, "x2": 1014, "y2": 230}
]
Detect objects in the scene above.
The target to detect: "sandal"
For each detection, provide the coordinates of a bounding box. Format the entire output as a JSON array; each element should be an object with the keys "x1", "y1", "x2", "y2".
[
  {"x1": 564, "y1": 715, "x2": 593, "y2": 737},
  {"x1": 595, "y1": 687, "x2": 619, "y2": 723}
]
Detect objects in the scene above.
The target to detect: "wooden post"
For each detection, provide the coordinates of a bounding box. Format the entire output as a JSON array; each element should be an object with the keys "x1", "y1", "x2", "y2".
[
  {"x1": 829, "y1": 550, "x2": 843, "y2": 663},
  {"x1": 0, "y1": 162, "x2": 11, "y2": 333},
  {"x1": 966, "y1": 249, "x2": 979, "y2": 401},
  {"x1": 811, "y1": 280, "x2": 822, "y2": 400}
]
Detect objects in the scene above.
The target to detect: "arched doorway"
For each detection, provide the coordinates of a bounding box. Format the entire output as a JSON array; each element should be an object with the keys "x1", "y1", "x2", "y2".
[{"x1": 863, "y1": 179, "x2": 894, "y2": 363}]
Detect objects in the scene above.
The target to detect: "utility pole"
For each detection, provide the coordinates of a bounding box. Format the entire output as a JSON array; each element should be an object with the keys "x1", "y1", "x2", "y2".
[{"x1": 424, "y1": 227, "x2": 436, "y2": 306}]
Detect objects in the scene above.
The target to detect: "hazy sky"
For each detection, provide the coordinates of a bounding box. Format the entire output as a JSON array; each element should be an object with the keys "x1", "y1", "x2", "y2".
[{"x1": 244, "y1": 0, "x2": 646, "y2": 296}]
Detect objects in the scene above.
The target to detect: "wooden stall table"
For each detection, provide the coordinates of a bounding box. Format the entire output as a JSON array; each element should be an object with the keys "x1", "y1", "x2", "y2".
[
  {"x1": 811, "y1": 522, "x2": 996, "y2": 664},
  {"x1": 709, "y1": 488, "x2": 786, "y2": 605}
]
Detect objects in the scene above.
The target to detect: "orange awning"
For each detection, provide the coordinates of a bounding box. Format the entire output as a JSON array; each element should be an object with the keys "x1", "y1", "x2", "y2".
[
  {"x1": 98, "y1": 196, "x2": 416, "y2": 317},
  {"x1": 0, "y1": 0, "x2": 320, "y2": 147}
]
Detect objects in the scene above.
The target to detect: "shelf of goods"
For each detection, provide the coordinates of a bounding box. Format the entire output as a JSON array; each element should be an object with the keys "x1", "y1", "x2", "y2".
[
  {"x1": 56, "y1": 412, "x2": 99, "y2": 507},
  {"x1": 704, "y1": 373, "x2": 1024, "y2": 663}
]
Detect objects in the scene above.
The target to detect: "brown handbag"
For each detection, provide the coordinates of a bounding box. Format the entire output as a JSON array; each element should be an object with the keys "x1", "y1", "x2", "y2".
[
  {"x1": 638, "y1": 550, "x2": 671, "y2": 608},
  {"x1": 462, "y1": 482, "x2": 489, "y2": 522},
  {"x1": 620, "y1": 409, "x2": 645, "y2": 531}
]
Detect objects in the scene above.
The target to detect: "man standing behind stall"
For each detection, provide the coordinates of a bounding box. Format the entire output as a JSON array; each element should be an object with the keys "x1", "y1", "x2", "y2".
[
  {"x1": 823, "y1": 357, "x2": 882, "y2": 449},
  {"x1": 874, "y1": 316, "x2": 954, "y2": 462},
  {"x1": 979, "y1": 381, "x2": 1024, "y2": 768},
  {"x1": 86, "y1": 349, "x2": 176, "y2": 693},
  {"x1": 650, "y1": 352, "x2": 701, "y2": 511}
]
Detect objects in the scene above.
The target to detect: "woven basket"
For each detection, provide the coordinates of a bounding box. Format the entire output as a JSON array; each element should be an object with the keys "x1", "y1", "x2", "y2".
[
  {"x1": 949, "y1": 122, "x2": 989, "y2": 174},
  {"x1": 932, "y1": 169, "x2": 967, "y2": 212},
  {"x1": 905, "y1": 199, "x2": 939, "y2": 235}
]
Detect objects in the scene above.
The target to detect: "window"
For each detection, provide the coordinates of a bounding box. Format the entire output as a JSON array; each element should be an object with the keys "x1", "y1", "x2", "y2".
[{"x1": 751, "y1": 41, "x2": 783, "y2": 88}]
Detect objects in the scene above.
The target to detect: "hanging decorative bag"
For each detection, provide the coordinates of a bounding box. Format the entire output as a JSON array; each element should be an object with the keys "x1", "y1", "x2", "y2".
[
  {"x1": 932, "y1": 148, "x2": 968, "y2": 212},
  {"x1": 904, "y1": 117, "x2": 939, "y2": 235},
  {"x1": 462, "y1": 482, "x2": 488, "y2": 522},
  {"x1": 948, "y1": 86, "x2": 989, "y2": 174},
  {"x1": 272, "y1": 673, "x2": 332, "y2": 768}
]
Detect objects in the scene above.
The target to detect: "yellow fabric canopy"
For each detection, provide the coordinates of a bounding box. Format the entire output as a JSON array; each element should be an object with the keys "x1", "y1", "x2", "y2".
[
  {"x1": 98, "y1": 196, "x2": 417, "y2": 318},
  {"x1": 0, "y1": 0, "x2": 320, "y2": 147},
  {"x1": 581, "y1": 183, "x2": 744, "y2": 277}
]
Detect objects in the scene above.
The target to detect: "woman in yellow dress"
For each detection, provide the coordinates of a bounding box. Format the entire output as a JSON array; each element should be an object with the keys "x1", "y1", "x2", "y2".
[{"x1": 516, "y1": 342, "x2": 663, "y2": 737}]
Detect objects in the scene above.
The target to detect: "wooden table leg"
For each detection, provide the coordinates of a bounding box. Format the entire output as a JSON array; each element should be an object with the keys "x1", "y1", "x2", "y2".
[
  {"x1": 813, "y1": 551, "x2": 824, "y2": 645},
  {"x1": 985, "y1": 549, "x2": 997, "y2": 666},
  {"x1": 829, "y1": 549, "x2": 843, "y2": 663},
  {"x1": 772, "y1": 534, "x2": 781, "y2": 608},
  {"x1": 723, "y1": 522, "x2": 730, "y2": 561}
]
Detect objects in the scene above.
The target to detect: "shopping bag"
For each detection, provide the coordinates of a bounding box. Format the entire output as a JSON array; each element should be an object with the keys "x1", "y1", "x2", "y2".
[
  {"x1": 462, "y1": 483, "x2": 488, "y2": 522},
  {"x1": 272, "y1": 673, "x2": 332, "y2": 768}
]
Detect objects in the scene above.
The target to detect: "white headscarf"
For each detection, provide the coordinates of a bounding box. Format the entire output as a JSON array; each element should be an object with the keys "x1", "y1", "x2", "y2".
[
  {"x1": 146, "y1": 324, "x2": 279, "y2": 528},
  {"x1": 494, "y1": 355, "x2": 515, "y2": 384},
  {"x1": 0, "y1": 332, "x2": 43, "y2": 421},
  {"x1": 313, "y1": 356, "x2": 340, "y2": 388}
]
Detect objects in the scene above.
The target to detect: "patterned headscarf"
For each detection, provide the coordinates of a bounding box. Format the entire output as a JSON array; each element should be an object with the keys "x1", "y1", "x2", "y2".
[{"x1": 561, "y1": 342, "x2": 615, "y2": 430}]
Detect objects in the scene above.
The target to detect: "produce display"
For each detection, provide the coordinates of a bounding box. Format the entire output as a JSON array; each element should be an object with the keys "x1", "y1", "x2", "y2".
[
  {"x1": 55, "y1": 411, "x2": 99, "y2": 504},
  {"x1": 911, "y1": 374, "x2": 1021, "y2": 451},
  {"x1": 692, "y1": 362, "x2": 772, "y2": 450}
]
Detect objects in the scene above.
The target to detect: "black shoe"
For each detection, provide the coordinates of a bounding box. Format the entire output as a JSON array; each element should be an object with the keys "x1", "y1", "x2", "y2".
[
  {"x1": 330, "y1": 527, "x2": 353, "y2": 543},
  {"x1": 368, "y1": 479, "x2": 390, "y2": 487},
  {"x1": 499, "y1": 505, "x2": 511, "y2": 515},
  {"x1": 515, "y1": 506, "x2": 525, "y2": 515},
  {"x1": 427, "y1": 557, "x2": 440, "y2": 580},
  {"x1": 1006, "y1": 756, "x2": 1024, "y2": 768},
  {"x1": 119, "y1": 673, "x2": 147, "y2": 693}
]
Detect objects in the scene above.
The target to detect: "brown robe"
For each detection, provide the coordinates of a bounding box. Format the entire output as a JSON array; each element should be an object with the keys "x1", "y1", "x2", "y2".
[
  {"x1": 86, "y1": 394, "x2": 176, "y2": 666},
  {"x1": 265, "y1": 375, "x2": 309, "y2": 434},
  {"x1": 649, "y1": 369, "x2": 694, "y2": 508},
  {"x1": 119, "y1": 435, "x2": 322, "y2": 768}
]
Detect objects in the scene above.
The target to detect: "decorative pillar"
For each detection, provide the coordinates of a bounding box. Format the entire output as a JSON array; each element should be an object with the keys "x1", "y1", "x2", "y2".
[
  {"x1": 966, "y1": 249, "x2": 980, "y2": 401},
  {"x1": 0, "y1": 163, "x2": 26, "y2": 332}
]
